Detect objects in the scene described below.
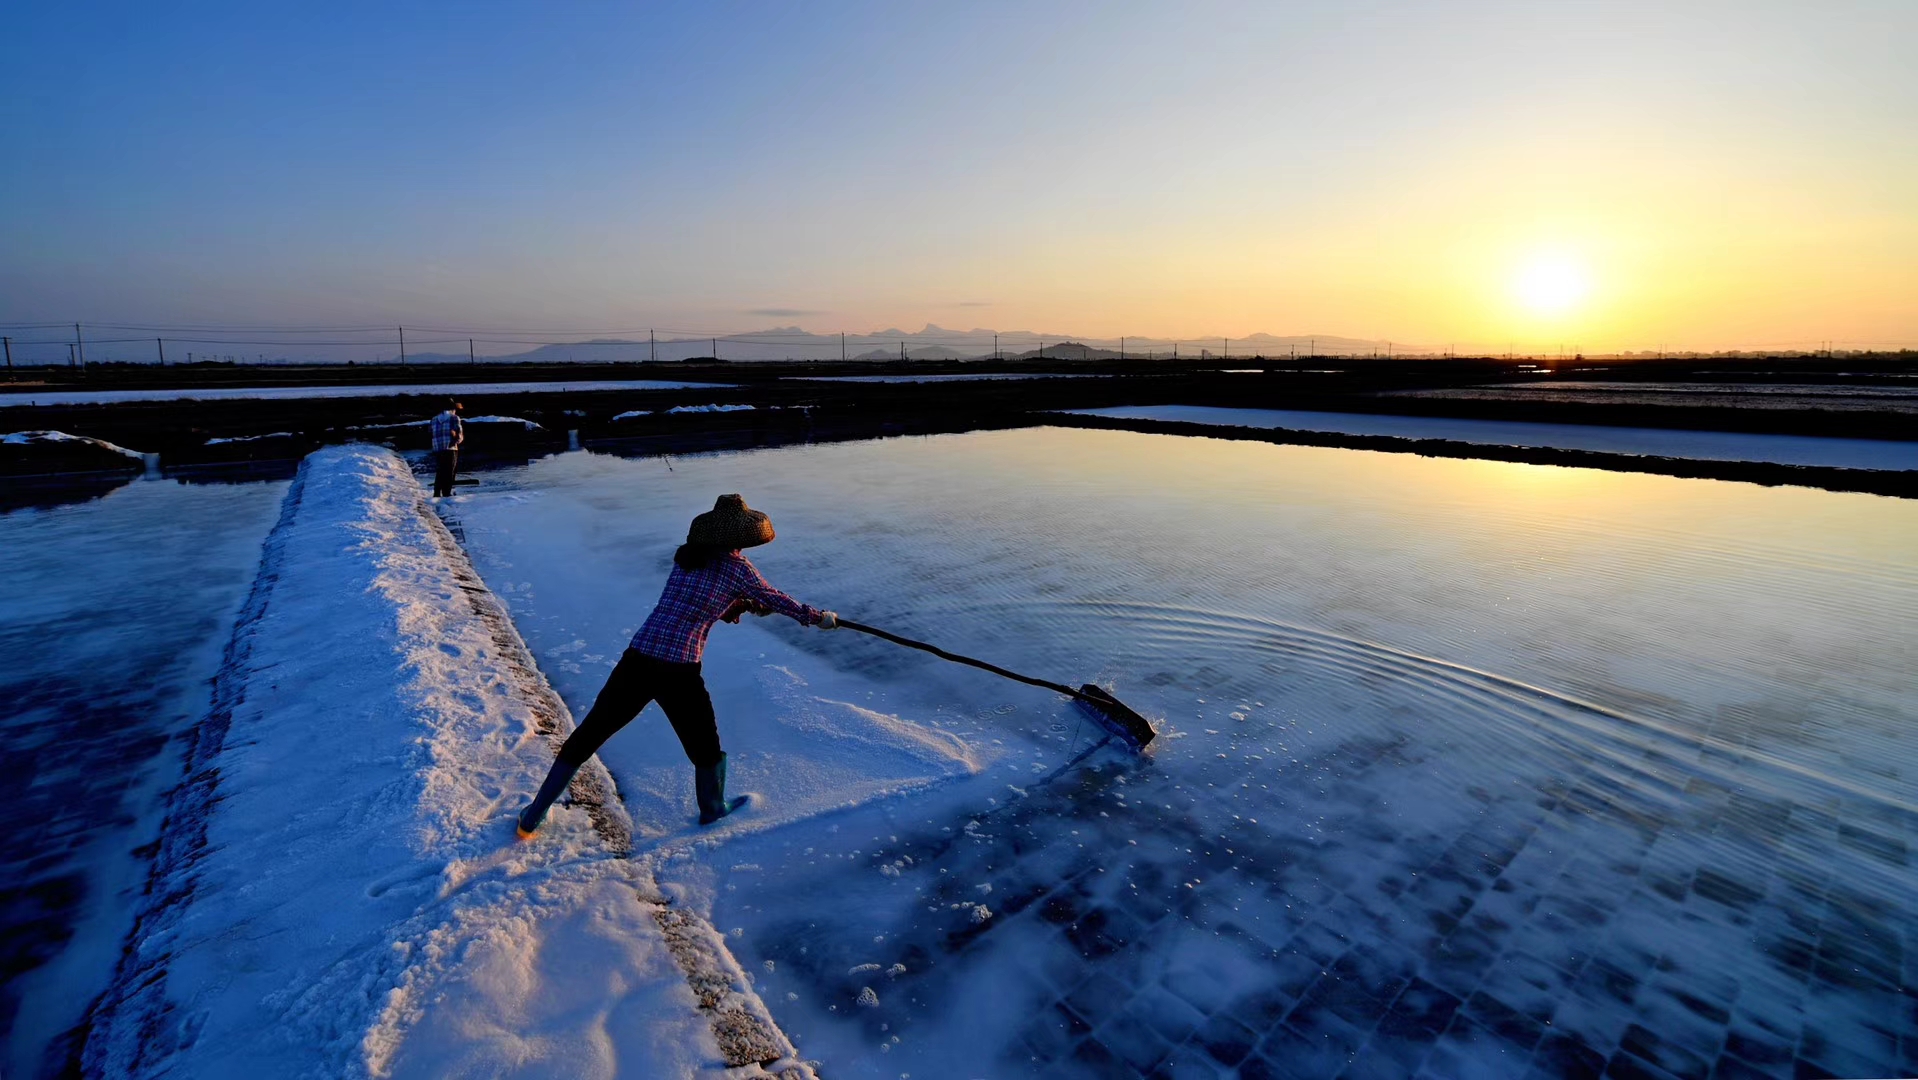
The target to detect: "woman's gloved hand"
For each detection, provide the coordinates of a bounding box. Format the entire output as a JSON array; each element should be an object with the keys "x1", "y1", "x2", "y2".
[{"x1": 818, "y1": 611, "x2": 838, "y2": 630}]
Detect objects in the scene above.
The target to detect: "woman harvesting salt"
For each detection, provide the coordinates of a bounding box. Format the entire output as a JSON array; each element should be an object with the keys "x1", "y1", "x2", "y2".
[{"x1": 517, "y1": 494, "x2": 837, "y2": 837}]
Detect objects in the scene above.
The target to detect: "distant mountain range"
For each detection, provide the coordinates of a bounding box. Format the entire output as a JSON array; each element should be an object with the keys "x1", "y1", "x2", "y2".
[{"x1": 399, "y1": 325, "x2": 1407, "y2": 364}]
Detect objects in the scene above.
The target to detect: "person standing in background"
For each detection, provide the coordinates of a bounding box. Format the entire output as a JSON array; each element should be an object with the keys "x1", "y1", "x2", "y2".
[{"x1": 430, "y1": 399, "x2": 464, "y2": 497}]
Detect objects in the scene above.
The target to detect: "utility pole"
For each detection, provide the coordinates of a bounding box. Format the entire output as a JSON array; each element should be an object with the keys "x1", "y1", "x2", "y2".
[
  {"x1": 469, "y1": 338, "x2": 476, "y2": 363},
  {"x1": 157, "y1": 337, "x2": 166, "y2": 365},
  {"x1": 993, "y1": 333, "x2": 998, "y2": 360},
  {"x1": 899, "y1": 341, "x2": 906, "y2": 362},
  {"x1": 399, "y1": 326, "x2": 406, "y2": 366},
  {"x1": 3, "y1": 336, "x2": 11, "y2": 379},
  {"x1": 650, "y1": 329, "x2": 656, "y2": 363},
  {"x1": 68, "y1": 343, "x2": 77, "y2": 367},
  {"x1": 712, "y1": 338, "x2": 717, "y2": 360},
  {"x1": 841, "y1": 332, "x2": 846, "y2": 362},
  {"x1": 1039, "y1": 341, "x2": 1045, "y2": 359},
  {"x1": 1224, "y1": 338, "x2": 1229, "y2": 360},
  {"x1": 75, "y1": 323, "x2": 85, "y2": 365}
]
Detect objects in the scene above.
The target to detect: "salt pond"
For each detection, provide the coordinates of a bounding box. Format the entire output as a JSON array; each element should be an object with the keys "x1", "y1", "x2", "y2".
[
  {"x1": 1070, "y1": 405, "x2": 1918, "y2": 472},
  {"x1": 447, "y1": 426, "x2": 1918, "y2": 1079},
  {"x1": 0, "y1": 478, "x2": 286, "y2": 1077}
]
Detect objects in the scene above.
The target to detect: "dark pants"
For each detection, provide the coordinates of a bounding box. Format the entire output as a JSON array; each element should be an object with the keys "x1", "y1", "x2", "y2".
[
  {"x1": 557, "y1": 649, "x2": 721, "y2": 768},
  {"x1": 433, "y1": 449, "x2": 459, "y2": 497}
]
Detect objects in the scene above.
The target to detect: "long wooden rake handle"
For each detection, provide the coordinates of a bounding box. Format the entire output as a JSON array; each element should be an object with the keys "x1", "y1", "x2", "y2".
[{"x1": 834, "y1": 618, "x2": 1087, "y2": 702}]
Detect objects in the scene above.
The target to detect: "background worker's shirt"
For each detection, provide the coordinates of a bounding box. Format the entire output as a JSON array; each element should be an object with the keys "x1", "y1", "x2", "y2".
[
  {"x1": 630, "y1": 552, "x2": 822, "y2": 663},
  {"x1": 430, "y1": 412, "x2": 463, "y2": 451}
]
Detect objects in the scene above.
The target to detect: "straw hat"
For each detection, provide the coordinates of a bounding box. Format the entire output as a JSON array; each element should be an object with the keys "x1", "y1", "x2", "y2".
[{"x1": 687, "y1": 494, "x2": 775, "y2": 549}]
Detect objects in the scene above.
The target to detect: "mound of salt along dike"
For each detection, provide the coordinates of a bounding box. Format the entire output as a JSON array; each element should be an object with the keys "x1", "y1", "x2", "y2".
[
  {"x1": 1, "y1": 429, "x2": 145, "y2": 475},
  {"x1": 84, "y1": 444, "x2": 814, "y2": 1079}
]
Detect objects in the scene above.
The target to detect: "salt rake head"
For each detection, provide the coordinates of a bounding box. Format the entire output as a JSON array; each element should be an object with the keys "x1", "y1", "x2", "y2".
[{"x1": 1074, "y1": 683, "x2": 1156, "y2": 752}]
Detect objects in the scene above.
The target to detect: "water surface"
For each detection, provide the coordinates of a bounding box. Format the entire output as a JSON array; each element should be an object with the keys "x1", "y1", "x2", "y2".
[
  {"x1": 451, "y1": 427, "x2": 1917, "y2": 1079},
  {"x1": 0, "y1": 479, "x2": 285, "y2": 1077}
]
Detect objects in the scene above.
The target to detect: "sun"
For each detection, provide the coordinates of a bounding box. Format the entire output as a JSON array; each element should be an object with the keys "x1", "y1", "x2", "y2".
[{"x1": 1511, "y1": 253, "x2": 1592, "y2": 318}]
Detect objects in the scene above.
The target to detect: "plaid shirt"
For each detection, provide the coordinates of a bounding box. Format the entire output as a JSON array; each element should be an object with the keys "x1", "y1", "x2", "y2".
[
  {"x1": 430, "y1": 411, "x2": 463, "y2": 451},
  {"x1": 629, "y1": 551, "x2": 822, "y2": 663}
]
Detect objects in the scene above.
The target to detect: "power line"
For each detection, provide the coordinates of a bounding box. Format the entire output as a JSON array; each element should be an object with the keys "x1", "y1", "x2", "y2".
[{"x1": 2, "y1": 320, "x2": 1910, "y2": 360}]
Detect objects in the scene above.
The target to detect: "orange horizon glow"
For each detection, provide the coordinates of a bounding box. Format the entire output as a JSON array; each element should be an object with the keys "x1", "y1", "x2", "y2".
[{"x1": 3, "y1": 5, "x2": 1911, "y2": 356}]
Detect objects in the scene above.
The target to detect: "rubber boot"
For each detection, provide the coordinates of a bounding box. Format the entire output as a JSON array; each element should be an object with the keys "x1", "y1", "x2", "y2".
[
  {"x1": 695, "y1": 752, "x2": 747, "y2": 825},
  {"x1": 517, "y1": 758, "x2": 579, "y2": 839}
]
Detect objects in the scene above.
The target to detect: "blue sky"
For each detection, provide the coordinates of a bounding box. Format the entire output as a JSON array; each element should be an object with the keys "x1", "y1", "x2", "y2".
[{"x1": 3, "y1": 2, "x2": 1913, "y2": 353}]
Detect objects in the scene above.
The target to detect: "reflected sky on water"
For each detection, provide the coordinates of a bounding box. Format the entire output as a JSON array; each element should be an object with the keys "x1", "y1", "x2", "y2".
[{"x1": 453, "y1": 427, "x2": 1917, "y2": 1079}]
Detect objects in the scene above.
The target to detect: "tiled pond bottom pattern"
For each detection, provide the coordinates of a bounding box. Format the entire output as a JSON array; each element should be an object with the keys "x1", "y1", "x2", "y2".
[{"x1": 727, "y1": 680, "x2": 1915, "y2": 1080}]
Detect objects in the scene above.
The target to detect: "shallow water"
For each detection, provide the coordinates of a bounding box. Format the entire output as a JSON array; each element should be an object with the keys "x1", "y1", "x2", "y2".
[
  {"x1": 0, "y1": 478, "x2": 285, "y2": 1078},
  {"x1": 1393, "y1": 381, "x2": 1918, "y2": 416},
  {"x1": 450, "y1": 427, "x2": 1917, "y2": 1079},
  {"x1": 1070, "y1": 404, "x2": 1918, "y2": 471}
]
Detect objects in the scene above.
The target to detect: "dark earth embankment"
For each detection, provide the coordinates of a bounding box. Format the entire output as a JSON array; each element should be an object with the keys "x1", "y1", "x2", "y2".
[{"x1": 3, "y1": 354, "x2": 1913, "y2": 499}]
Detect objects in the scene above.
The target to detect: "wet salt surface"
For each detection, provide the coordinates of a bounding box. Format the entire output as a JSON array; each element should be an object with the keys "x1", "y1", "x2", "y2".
[
  {"x1": 0, "y1": 478, "x2": 286, "y2": 1077},
  {"x1": 450, "y1": 427, "x2": 1917, "y2": 1079}
]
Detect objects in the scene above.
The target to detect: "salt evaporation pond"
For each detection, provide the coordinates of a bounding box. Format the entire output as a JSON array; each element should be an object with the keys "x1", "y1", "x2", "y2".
[
  {"x1": 0, "y1": 478, "x2": 287, "y2": 1077},
  {"x1": 447, "y1": 426, "x2": 1917, "y2": 1080}
]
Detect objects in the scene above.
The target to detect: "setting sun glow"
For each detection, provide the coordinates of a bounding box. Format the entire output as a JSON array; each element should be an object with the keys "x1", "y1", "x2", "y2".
[{"x1": 1511, "y1": 255, "x2": 1593, "y2": 319}]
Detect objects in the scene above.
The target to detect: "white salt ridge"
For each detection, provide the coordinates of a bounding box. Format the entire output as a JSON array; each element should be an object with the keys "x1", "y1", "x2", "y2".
[
  {"x1": 204, "y1": 431, "x2": 296, "y2": 445},
  {"x1": 2, "y1": 428, "x2": 144, "y2": 458},
  {"x1": 86, "y1": 446, "x2": 802, "y2": 1079},
  {"x1": 361, "y1": 414, "x2": 543, "y2": 430},
  {"x1": 1068, "y1": 404, "x2": 1918, "y2": 471},
  {"x1": 463, "y1": 414, "x2": 543, "y2": 428},
  {"x1": 613, "y1": 404, "x2": 759, "y2": 420}
]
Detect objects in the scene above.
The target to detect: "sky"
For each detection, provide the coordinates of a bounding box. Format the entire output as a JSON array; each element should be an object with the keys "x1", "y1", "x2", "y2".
[{"x1": 2, "y1": 1, "x2": 1914, "y2": 355}]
